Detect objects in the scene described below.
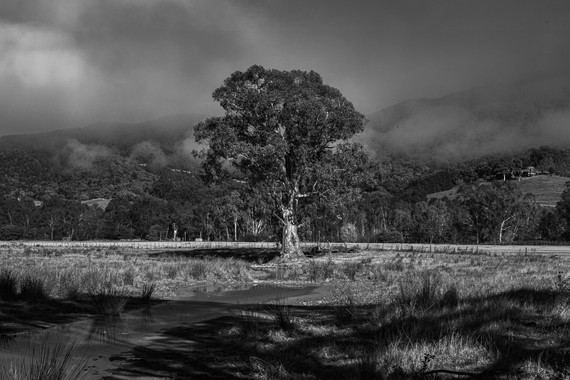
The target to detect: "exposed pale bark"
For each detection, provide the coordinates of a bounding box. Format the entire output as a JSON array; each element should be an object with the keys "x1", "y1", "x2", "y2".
[
  {"x1": 281, "y1": 207, "x2": 304, "y2": 260},
  {"x1": 499, "y1": 215, "x2": 513, "y2": 243}
]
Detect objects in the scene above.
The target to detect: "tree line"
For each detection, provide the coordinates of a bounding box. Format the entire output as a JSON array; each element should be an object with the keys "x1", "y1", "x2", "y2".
[{"x1": 2, "y1": 175, "x2": 570, "y2": 245}]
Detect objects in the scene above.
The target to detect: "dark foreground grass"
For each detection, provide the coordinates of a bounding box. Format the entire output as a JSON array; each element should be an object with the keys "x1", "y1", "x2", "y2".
[
  {"x1": 0, "y1": 271, "x2": 17, "y2": 301},
  {"x1": 0, "y1": 334, "x2": 88, "y2": 380}
]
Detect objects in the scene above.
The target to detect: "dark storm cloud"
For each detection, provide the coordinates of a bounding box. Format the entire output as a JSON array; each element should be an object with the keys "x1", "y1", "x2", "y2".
[
  {"x1": 0, "y1": 0, "x2": 569, "y2": 141},
  {"x1": 0, "y1": 0, "x2": 265, "y2": 134}
]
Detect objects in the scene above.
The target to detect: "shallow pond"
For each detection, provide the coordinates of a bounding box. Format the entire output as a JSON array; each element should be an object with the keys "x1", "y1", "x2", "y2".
[{"x1": 0, "y1": 283, "x2": 329, "y2": 379}]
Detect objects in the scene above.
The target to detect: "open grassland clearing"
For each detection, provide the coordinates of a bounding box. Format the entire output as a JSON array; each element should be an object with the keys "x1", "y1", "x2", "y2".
[
  {"x1": 427, "y1": 175, "x2": 570, "y2": 207},
  {"x1": 1, "y1": 245, "x2": 570, "y2": 378},
  {"x1": 516, "y1": 175, "x2": 570, "y2": 207}
]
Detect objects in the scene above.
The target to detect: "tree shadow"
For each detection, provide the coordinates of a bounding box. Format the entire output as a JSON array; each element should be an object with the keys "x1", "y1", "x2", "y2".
[
  {"x1": 102, "y1": 288, "x2": 570, "y2": 379},
  {"x1": 149, "y1": 248, "x2": 281, "y2": 263},
  {"x1": 0, "y1": 298, "x2": 90, "y2": 336}
]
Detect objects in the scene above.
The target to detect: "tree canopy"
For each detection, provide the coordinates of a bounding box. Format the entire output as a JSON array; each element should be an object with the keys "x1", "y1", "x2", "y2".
[{"x1": 195, "y1": 65, "x2": 368, "y2": 259}]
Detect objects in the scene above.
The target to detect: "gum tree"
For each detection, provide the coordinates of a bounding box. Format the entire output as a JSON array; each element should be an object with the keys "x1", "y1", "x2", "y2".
[{"x1": 195, "y1": 65, "x2": 367, "y2": 260}]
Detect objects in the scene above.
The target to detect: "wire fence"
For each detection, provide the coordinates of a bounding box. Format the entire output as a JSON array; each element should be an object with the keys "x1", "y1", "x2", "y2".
[{"x1": 1, "y1": 240, "x2": 570, "y2": 256}]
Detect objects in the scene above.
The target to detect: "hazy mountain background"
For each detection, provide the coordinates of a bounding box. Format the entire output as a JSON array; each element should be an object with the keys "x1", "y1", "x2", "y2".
[
  {"x1": 2, "y1": 72, "x2": 570, "y2": 202},
  {"x1": 355, "y1": 72, "x2": 570, "y2": 163}
]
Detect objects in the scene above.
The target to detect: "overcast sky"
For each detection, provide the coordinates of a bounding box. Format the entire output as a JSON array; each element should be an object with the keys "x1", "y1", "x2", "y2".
[{"x1": 1, "y1": 0, "x2": 569, "y2": 136}]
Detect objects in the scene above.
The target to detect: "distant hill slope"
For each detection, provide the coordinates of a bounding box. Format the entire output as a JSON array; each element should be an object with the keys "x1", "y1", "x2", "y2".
[
  {"x1": 516, "y1": 175, "x2": 569, "y2": 207},
  {"x1": 357, "y1": 72, "x2": 570, "y2": 162},
  {"x1": 427, "y1": 176, "x2": 570, "y2": 207},
  {"x1": 81, "y1": 198, "x2": 111, "y2": 211},
  {"x1": 0, "y1": 113, "x2": 207, "y2": 153}
]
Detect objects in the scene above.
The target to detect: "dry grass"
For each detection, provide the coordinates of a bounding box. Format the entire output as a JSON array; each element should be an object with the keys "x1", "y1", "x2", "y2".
[
  {"x1": 216, "y1": 250, "x2": 570, "y2": 379},
  {"x1": 2, "y1": 245, "x2": 570, "y2": 378},
  {"x1": 0, "y1": 247, "x2": 256, "y2": 300}
]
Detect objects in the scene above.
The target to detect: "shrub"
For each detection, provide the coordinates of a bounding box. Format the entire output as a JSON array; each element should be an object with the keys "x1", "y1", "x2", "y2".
[{"x1": 0, "y1": 270, "x2": 17, "y2": 301}]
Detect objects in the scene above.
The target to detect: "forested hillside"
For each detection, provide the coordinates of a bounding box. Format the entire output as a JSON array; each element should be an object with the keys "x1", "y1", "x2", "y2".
[{"x1": 3, "y1": 74, "x2": 570, "y2": 244}]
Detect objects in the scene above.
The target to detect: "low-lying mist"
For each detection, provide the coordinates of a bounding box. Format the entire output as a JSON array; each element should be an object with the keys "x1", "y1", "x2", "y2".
[{"x1": 356, "y1": 73, "x2": 570, "y2": 163}]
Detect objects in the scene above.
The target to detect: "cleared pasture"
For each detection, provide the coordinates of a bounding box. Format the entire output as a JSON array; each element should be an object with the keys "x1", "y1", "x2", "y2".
[{"x1": 1, "y1": 244, "x2": 570, "y2": 378}]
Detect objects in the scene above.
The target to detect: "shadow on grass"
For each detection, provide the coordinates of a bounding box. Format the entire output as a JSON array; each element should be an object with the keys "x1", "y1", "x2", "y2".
[
  {"x1": 0, "y1": 295, "x2": 163, "y2": 337},
  {"x1": 102, "y1": 288, "x2": 570, "y2": 379},
  {"x1": 149, "y1": 248, "x2": 282, "y2": 263}
]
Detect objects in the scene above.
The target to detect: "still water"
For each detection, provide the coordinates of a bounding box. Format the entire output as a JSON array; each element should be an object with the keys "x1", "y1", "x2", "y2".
[{"x1": 0, "y1": 284, "x2": 329, "y2": 379}]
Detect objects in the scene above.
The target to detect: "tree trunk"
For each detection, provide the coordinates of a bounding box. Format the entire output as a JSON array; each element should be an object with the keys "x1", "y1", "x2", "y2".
[{"x1": 281, "y1": 207, "x2": 304, "y2": 261}]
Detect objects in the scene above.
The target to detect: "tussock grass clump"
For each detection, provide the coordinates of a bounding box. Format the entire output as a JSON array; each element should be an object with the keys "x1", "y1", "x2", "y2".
[
  {"x1": 308, "y1": 258, "x2": 335, "y2": 282},
  {"x1": 164, "y1": 264, "x2": 180, "y2": 280},
  {"x1": 231, "y1": 307, "x2": 265, "y2": 339},
  {"x1": 353, "y1": 350, "x2": 379, "y2": 380},
  {"x1": 266, "y1": 301, "x2": 295, "y2": 331},
  {"x1": 55, "y1": 269, "x2": 81, "y2": 299},
  {"x1": 396, "y1": 270, "x2": 457, "y2": 311},
  {"x1": 90, "y1": 288, "x2": 129, "y2": 316},
  {"x1": 376, "y1": 333, "x2": 495, "y2": 377},
  {"x1": 0, "y1": 270, "x2": 17, "y2": 301},
  {"x1": 0, "y1": 334, "x2": 88, "y2": 380},
  {"x1": 330, "y1": 286, "x2": 358, "y2": 325},
  {"x1": 140, "y1": 283, "x2": 156, "y2": 304},
  {"x1": 187, "y1": 260, "x2": 208, "y2": 280},
  {"x1": 384, "y1": 258, "x2": 405, "y2": 272},
  {"x1": 250, "y1": 356, "x2": 313, "y2": 380},
  {"x1": 19, "y1": 276, "x2": 47, "y2": 301},
  {"x1": 342, "y1": 261, "x2": 362, "y2": 281},
  {"x1": 122, "y1": 266, "x2": 136, "y2": 286}
]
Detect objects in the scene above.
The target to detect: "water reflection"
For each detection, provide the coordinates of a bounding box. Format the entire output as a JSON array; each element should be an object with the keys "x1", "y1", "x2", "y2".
[
  {"x1": 87, "y1": 316, "x2": 126, "y2": 344},
  {"x1": 0, "y1": 334, "x2": 15, "y2": 348},
  {"x1": 141, "y1": 307, "x2": 156, "y2": 325},
  {"x1": 0, "y1": 283, "x2": 327, "y2": 379}
]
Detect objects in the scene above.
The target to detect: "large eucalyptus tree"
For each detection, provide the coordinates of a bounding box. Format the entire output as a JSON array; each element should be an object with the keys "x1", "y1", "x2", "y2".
[{"x1": 195, "y1": 65, "x2": 367, "y2": 260}]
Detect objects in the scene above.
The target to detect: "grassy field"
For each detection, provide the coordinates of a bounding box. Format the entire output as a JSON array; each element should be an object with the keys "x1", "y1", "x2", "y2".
[
  {"x1": 427, "y1": 175, "x2": 570, "y2": 206},
  {"x1": 516, "y1": 175, "x2": 570, "y2": 207},
  {"x1": 1, "y1": 245, "x2": 570, "y2": 378}
]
